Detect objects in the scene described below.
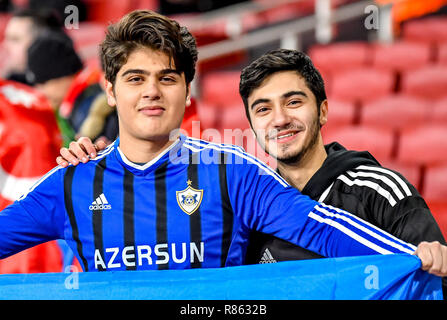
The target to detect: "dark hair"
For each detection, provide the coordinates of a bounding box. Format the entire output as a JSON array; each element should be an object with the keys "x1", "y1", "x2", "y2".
[
  {"x1": 239, "y1": 49, "x2": 327, "y2": 124},
  {"x1": 100, "y1": 10, "x2": 198, "y2": 86},
  {"x1": 12, "y1": 7, "x2": 64, "y2": 33}
]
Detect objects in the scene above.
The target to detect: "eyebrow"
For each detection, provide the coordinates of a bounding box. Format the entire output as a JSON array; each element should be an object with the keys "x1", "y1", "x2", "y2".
[
  {"x1": 283, "y1": 90, "x2": 308, "y2": 99},
  {"x1": 120, "y1": 68, "x2": 181, "y2": 78},
  {"x1": 250, "y1": 90, "x2": 308, "y2": 110},
  {"x1": 250, "y1": 98, "x2": 270, "y2": 110}
]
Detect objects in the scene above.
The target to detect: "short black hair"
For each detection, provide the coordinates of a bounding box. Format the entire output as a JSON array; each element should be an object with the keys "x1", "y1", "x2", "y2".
[
  {"x1": 100, "y1": 10, "x2": 198, "y2": 86},
  {"x1": 239, "y1": 49, "x2": 327, "y2": 125},
  {"x1": 12, "y1": 7, "x2": 64, "y2": 33}
]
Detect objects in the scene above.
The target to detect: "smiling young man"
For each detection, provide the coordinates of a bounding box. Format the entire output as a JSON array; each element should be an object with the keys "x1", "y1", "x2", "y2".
[
  {"x1": 238, "y1": 49, "x2": 447, "y2": 294},
  {"x1": 21, "y1": 10, "x2": 447, "y2": 276}
]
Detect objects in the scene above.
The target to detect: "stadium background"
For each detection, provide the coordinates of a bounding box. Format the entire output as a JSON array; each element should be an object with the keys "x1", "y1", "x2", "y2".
[{"x1": 0, "y1": 0, "x2": 446, "y2": 275}]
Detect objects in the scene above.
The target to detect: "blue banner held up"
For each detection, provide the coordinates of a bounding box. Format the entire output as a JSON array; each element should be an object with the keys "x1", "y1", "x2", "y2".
[{"x1": 0, "y1": 253, "x2": 442, "y2": 300}]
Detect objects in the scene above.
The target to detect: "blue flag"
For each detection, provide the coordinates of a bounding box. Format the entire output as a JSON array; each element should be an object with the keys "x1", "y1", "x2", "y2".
[{"x1": 0, "y1": 254, "x2": 442, "y2": 299}]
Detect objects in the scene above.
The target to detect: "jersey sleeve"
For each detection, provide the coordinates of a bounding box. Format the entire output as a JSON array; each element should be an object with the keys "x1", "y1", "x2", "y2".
[
  {"x1": 361, "y1": 167, "x2": 446, "y2": 245},
  {"x1": 0, "y1": 166, "x2": 66, "y2": 259},
  {"x1": 226, "y1": 152, "x2": 417, "y2": 258}
]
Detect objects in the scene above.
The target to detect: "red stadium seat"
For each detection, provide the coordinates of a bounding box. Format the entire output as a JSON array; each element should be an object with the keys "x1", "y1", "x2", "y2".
[
  {"x1": 196, "y1": 100, "x2": 218, "y2": 130},
  {"x1": 256, "y1": 0, "x2": 315, "y2": 24},
  {"x1": 371, "y1": 41, "x2": 431, "y2": 73},
  {"x1": 426, "y1": 202, "x2": 447, "y2": 238},
  {"x1": 321, "y1": 99, "x2": 356, "y2": 134},
  {"x1": 380, "y1": 160, "x2": 422, "y2": 192},
  {"x1": 66, "y1": 22, "x2": 106, "y2": 48},
  {"x1": 219, "y1": 103, "x2": 250, "y2": 131},
  {"x1": 401, "y1": 65, "x2": 447, "y2": 101},
  {"x1": 330, "y1": 68, "x2": 394, "y2": 104},
  {"x1": 327, "y1": 99, "x2": 356, "y2": 124},
  {"x1": 322, "y1": 125, "x2": 395, "y2": 163},
  {"x1": 423, "y1": 165, "x2": 447, "y2": 202},
  {"x1": 397, "y1": 125, "x2": 447, "y2": 166},
  {"x1": 66, "y1": 22, "x2": 106, "y2": 65},
  {"x1": 437, "y1": 42, "x2": 447, "y2": 65},
  {"x1": 201, "y1": 71, "x2": 241, "y2": 106},
  {"x1": 308, "y1": 41, "x2": 369, "y2": 75},
  {"x1": 402, "y1": 16, "x2": 447, "y2": 44},
  {"x1": 431, "y1": 96, "x2": 447, "y2": 123},
  {"x1": 360, "y1": 94, "x2": 430, "y2": 129},
  {"x1": 84, "y1": 0, "x2": 158, "y2": 24}
]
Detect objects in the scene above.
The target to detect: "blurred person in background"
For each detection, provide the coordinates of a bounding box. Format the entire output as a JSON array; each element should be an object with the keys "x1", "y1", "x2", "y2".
[
  {"x1": 25, "y1": 32, "x2": 113, "y2": 147},
  {"x1": 27, "y1": 0, "x2": 87, "y2": 23},
  {"x1": 0, "y1": 5, "x2": 75, "y2": 274},
  {"x1": 2, "y1": 7, "x2": 70, "y2": 85},
  {"x1": 0, "y1": 78, "x2": 64, "y2": 274},
  {"x1": 238, "y1": 49, "x2": 447, "y2": 298}
]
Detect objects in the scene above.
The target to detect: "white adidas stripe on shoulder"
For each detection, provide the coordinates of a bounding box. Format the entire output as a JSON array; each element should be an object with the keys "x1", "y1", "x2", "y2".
[
  {"x1": 186, "y1": 136, "x2": 246, "y2": 153},
  {"x1": 337, "y1": 174, "x2": 397, "y2": 206},
  {"x1": 314, "y1": 203, "x2": 417, "y2": 253},
  {"x1": 356, "y1": 165, "x2": 412, "y2": 197},
  {"x1": 323, "y1": 165, "x2": 413, "y2": 207},
  {"x1": 309, "y1": 205, "x2": 416, "y2": 255},
  {"x1": 91, "y1": 144, "x2": 115, "y2": 162},
  {"x1": 184, "y1": 137, "x2": 289, "y2": 187},
  {"x1": 308, "y1": 211, "x2": 394, "y2": 255},
  {"x1": 346, "y1": 170, "x2": 405, "y2": 200}
]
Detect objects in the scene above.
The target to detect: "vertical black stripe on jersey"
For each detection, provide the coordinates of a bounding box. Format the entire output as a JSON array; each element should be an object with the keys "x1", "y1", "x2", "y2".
[
  {"x1": 93, "y1": 158, "x2": 107, "y2": 271},
  {"x1": 155, "y1": 161, "x2": 169, "y2": 270},
  {"x1": 64, "y1": 166, "x2": 88, "y2": 271},
  {"x1": 123, "y1": 168, "x2": 136, "y2": 270},
  {"x1": 219, "y1": 153, "x2": 234, "y2": 267},
  {"x1": 188, "y1": 152, "x2": 202, "y2": 268}
]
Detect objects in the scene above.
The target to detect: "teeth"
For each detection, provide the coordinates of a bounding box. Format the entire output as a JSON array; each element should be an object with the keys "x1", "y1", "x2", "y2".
[{"x1": 277, "y1": 133, "x2": 294, "y2": 139}]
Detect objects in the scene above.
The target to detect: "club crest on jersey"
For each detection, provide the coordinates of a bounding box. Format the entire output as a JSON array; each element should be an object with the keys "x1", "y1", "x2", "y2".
[{"x1": 176, "y1": 180, "x2": 203, "y2": 215}]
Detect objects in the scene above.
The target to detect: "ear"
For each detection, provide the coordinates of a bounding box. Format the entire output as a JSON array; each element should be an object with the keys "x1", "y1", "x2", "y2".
[
  {"x1": 319, "y1": 100, "x2": 328, "y2": 127},
  {"x1": 105, "y1": 80, "x2": 117, "y2": 107},
  {"x1": 186, "y1": 83, "x2": 192, "y2": 106}
]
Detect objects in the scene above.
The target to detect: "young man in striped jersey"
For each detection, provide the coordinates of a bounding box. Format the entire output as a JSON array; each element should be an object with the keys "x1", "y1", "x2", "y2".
[
  {"x1": 237, "y1": 49, "x2": 447, "y2": 295},
  {"x1": 47, "y1": 10, "x2": 447, "y2": 275}
]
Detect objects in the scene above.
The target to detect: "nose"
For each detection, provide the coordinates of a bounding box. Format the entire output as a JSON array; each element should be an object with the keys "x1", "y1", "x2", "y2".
[
  {"x1": 142, "y1": 79, "x2": 161, "y2": 101},
  {"x1": 271, "y1": 106, "x2": 291, "y2": 128}
]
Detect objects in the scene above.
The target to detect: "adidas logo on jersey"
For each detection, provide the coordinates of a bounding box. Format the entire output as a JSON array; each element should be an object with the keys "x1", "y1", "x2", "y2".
[
  {"x1": 89, "y1": 193, "x2": 112, "y2": 211},
  {"x1": 259, "y1": 248, "x2": 277, "y2": 264}
]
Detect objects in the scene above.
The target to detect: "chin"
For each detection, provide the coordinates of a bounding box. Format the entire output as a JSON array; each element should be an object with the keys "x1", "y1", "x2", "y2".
[{"x1": 270, "y1": 147, "x2": 304, "y2": 164}]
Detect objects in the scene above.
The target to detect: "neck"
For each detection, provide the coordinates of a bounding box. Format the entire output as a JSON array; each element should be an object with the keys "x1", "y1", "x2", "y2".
[
  {"x1": 277, "y1": 137, "x2": 327, "y2": 191},
  {"x1": 118, "y1": 133, "x2": 179, "y2": 164}
]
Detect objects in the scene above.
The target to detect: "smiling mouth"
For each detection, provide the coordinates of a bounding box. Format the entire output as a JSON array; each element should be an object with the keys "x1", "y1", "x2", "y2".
[
  {"x1": 268, "y1": 130, "x2": 301, "y2": 143},
  {"x1": 277, "y1": 132, "x2": 296, "y2": 139}
]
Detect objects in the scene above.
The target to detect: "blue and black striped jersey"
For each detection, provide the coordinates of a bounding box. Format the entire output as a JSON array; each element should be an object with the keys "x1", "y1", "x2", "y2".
[{"x1": 0, "y1": 134, "x2": 417, "y2": 271}]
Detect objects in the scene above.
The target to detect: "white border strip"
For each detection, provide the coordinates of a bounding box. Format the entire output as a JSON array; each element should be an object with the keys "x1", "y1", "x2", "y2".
[
  {"x1": 116, "y1": 138, "x2": 180, "y2": 170},
  {"x1": 308, "y1": 211, "x2": 394, "y2": 255},
  {"x1": 316, "y1": 203, "x2": 417, "y2": 252}
]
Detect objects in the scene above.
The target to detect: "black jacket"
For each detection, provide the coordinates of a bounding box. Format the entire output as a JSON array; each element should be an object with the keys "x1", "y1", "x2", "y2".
[{"x1": 245, "y1": 142, "x2": 446, "y2": 297}]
